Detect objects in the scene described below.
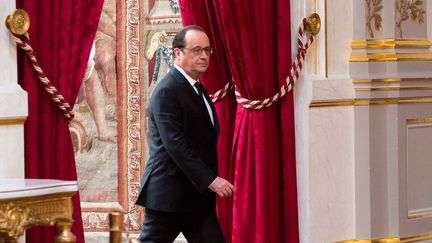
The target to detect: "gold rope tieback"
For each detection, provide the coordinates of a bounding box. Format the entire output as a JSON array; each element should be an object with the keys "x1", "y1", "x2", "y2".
[
  {"x1": 234, "y1": 16, "x2": 316, "y2": 109},
  {"x1": 6, "y1": 9, "x2": 75, "y2": 121},
  {"x1": 209, "y1": 13, "x2": 320, "y2": 109},
  {"x1": 209, "y1": 81, "x2": 235, "y2": 103}
]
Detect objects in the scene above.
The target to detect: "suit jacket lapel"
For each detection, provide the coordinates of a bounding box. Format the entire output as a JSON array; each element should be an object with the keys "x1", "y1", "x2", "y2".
[{"x1": 170, "y1": 68, "x2": 218, "y2": 135}]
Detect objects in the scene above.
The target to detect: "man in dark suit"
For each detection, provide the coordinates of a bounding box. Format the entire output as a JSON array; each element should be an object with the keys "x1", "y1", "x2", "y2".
[{"x1": 136, "y1": 25, "x2": 234, "y2": 243}]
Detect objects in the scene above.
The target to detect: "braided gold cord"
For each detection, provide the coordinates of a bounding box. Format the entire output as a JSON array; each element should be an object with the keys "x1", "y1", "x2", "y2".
[
  {"x1": 12, "y1": 33, "x2": 75, "y2": 121},
  {"x1": 209, "y1": 18, "x2": 314, "y2": 110}
]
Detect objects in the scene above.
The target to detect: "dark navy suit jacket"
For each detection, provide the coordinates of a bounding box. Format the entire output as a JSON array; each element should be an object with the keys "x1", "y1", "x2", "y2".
[{"x1": 136, "y1": 67, "x2": 220, "y2": 212}]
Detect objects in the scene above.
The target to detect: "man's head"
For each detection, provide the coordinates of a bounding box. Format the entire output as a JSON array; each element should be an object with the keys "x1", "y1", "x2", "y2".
[{"x1": 173, "y1": 25, "x2": 212, "y2": 80}]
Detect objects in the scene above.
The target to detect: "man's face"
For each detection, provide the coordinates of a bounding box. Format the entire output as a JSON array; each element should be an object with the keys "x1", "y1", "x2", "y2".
[{"x1": 174, "y1": 30, "x2": 211, "y2": 80}]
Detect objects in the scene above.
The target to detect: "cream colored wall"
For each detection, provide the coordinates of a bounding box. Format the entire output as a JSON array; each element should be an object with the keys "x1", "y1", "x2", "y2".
[
  {"x1": 0, "y1": 2, "x2": 27, "y2": 178},
  {"x1": 292, "y1": 0, "x2": 356, "y2": 242},
  {"x1": 294, "y1": 0, "x2": 432, "y2": 242}
]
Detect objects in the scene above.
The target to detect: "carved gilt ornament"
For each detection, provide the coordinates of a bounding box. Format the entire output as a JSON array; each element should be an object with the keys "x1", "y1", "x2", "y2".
[
  {"x1": 366, "y1": 0, "x2": 383, "y2": 38},
  {"x1": 0, "y1": 202, "x2": 29, "y2": 240},
  {"x1": 395, "y1": 0, "x2": 425, "y2": 38}
]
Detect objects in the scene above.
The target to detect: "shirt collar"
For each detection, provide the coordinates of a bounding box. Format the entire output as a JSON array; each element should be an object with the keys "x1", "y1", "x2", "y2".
[{"x1": 173, "y1": 64, "x2": 198, "y2": 87}]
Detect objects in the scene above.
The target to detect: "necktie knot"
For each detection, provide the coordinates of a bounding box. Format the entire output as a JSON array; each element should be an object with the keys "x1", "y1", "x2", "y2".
[{"x1": 195, "y1": 82, "x2": 203, "y2": 97}]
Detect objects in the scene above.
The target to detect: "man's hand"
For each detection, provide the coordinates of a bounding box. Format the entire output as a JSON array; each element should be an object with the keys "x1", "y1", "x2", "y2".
[{"x1": 208, "y1": 177, "x2": 234, "y2": 198}]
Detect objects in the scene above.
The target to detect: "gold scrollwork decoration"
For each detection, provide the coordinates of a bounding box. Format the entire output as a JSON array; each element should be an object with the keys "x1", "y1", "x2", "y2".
[
  {"x1": 5, "y1": 9, "x2": 30, "y2": 36},
  {"x1": 366, "y1": 0, "x2": 383, "y2": 38},
  {"x1": 396, "y1": 0, "x2": 425, "y2": 38},
  {"x1": 0, "y1": 202, "x2": 29, "y2": 240},
  {"x1": 0, "y1": 193, "x2": 76, "y2": 242}
]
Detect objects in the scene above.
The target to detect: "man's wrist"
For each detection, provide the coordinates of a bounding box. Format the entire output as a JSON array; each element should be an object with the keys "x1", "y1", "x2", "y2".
[{"x1": 208, "y1": 176, "x2": 219, "y2": 189}]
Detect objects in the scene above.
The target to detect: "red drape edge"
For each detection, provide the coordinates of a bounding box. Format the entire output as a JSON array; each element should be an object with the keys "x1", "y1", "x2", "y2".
[{"x1": 16, "y1": 1, "x2": 104, "y2": 242}]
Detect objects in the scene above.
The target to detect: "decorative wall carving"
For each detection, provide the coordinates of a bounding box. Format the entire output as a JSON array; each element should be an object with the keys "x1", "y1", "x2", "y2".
[
  {"x1": 365, "y1": 0, "x2": 383, "y2": 38},
  {"x1": 395, "y1": 0, "x2": 425, "y2": 38}
]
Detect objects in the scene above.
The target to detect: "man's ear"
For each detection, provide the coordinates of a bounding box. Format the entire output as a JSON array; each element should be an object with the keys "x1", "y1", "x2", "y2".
[{"x1": 173, "y1": 48, "x2": 182, "y2": 58}]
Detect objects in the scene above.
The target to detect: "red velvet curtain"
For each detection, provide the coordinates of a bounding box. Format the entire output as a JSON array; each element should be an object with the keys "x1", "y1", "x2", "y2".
[
  {"x1": 179, "y1": 1, "x2": 299, "y2": 242},
  {"x1": 16, "y1": 0, "x2": 104, "y2": 242},
  {"x1": 180, "y1": 1, "x2": 236, "y2": 240}
]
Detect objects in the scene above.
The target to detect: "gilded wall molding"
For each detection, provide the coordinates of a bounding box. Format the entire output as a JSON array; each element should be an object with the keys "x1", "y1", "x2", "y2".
[
  {"x1": 365, "y1": 0, "x2": 383, "y2": 38},
  {"x1": 395, "y1": 0, "x2": 425, "y2": 38},
  {"x1": 401, "y1": 233, "x2": 432, "y2": 242},
  {"x1": 352, "y1": 78, "x2": 432, "y2": 83},
  {"x1": 334, "y1": 241, "x2": 371, "y2": 243},
  {"x1": 335, "y1": 238, "x2": 399, "y2": 243},
  {"x1": 351, "y1": 39, "x2": 432, "y2": 49},
  {"x1": 324, "y1": 0, "x2": 328, "y2": 77},
  {"x1": 406, "y1": 117, "x2": 432, "y2": 125},
  {"x1": 353, "y1": 78, "x2": 432, "y2": 91},
  {"x1": 310, "y1": 96, "x2": 432, "y2": 108},
  {"x1": 0, "y1": 118, "x2": 26, "y2": 126},
  {"x1": 408, "y1": 211, "x2": 432, "y2": 220},
  {"x1": 311, "y1": 0, "x2": 328, "y2": 77},
  {"x1": 350, "y1": 52, "x2": 432, "y2": 62},
  {"x1": 312, "y1": 0, "x2": 317, "y2": 74},
  {"x1": 355, "y1": 87, "x2": 432, "y2": 91},
  {"x1": 335, "y1": 232, "x2": 432, "y2": 243}
]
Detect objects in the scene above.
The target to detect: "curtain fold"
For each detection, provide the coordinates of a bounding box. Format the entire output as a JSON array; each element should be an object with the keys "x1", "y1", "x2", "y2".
[
  {"x1": 275, "y1": 3, "x2": 300, "y2": 242},
  {"x1": 179, "y1": 0, "x2": 236, "y2": 240},
  {"x1": 16, "y1": 0, "x2": 104, "y2": 242},
  {"x1": 179, "y1": 0, "x2": 299, "y2": 242}
]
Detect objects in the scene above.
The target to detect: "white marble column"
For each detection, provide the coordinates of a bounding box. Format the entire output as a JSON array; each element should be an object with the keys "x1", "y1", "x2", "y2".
[
  {"x1": 293, "y1": 0, "x2": 432, "y2": 242},
  {"x1": 292, "y1": 0, "x2": 356, "y2": 242},
  {"x1": 350, "y1": 0, "x2": 432, "y2": 241},
  {"x1": 0, "y1": 2, "x2": 28, "y2": 178}
]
